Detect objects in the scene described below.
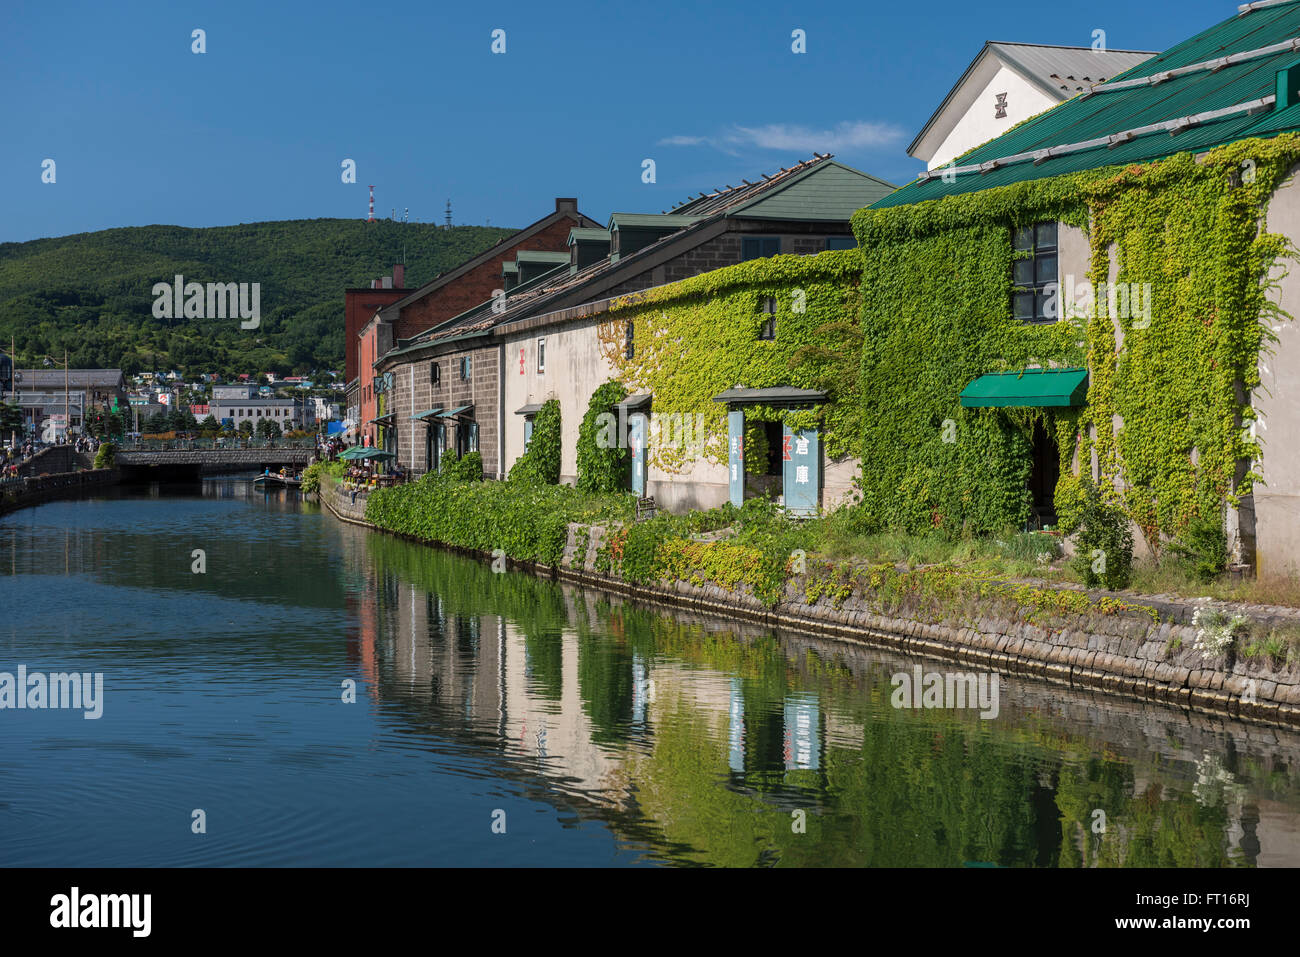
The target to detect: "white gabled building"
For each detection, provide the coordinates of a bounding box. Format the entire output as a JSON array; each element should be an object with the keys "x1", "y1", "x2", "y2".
[{"x1": 909, "y1": 41, "x2": 1156, "y2": 170}]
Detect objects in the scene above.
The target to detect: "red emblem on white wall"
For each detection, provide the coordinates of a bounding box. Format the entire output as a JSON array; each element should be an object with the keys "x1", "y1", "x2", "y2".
[{"x1": 519, "y1": 348, "x2": 525, "y2": 375}]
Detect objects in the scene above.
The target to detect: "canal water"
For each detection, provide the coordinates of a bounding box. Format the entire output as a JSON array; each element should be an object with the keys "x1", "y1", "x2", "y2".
[{"x1": 2, "y1": 478, "x2": 1299, "y2": 867}]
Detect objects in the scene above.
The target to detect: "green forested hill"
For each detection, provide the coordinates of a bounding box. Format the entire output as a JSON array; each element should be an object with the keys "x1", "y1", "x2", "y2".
[{"x1": 0, "y1": 219, "x2": 515, "y2": 376}]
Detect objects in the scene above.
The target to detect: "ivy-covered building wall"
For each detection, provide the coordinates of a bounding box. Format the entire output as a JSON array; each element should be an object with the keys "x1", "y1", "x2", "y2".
[
  {"x1": 498, "y1": 250, "x2": 865, "y2": 512},
  {"x1": 851, "y1": 136, "x2": 1300, "y2": 571},
  {"x1": 600, "y1": 250, "x2": 864, "y2": 511}
]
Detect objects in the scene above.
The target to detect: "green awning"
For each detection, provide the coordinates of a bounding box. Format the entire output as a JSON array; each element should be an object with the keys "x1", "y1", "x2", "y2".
[
  {"x1": 438, "y1": 405, "x2": 472, "y2": 418},
  {"x1": 960, "y1": 368, "x2": 1088, "y2": 408},
  {"x1": 339, "y1": 446, "x2": 365, "y2": 459},
  {"x1": 410, "y1": 408, "x2": 442, "y2": 421}
]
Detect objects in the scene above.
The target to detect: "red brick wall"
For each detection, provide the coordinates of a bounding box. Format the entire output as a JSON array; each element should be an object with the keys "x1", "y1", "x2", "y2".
[
  {"x1": 395, "y1": 218, "x2": 579, "y2": 340},
  {"x1": 345, "y1": 289, "x2": 405, "y2": 382}
]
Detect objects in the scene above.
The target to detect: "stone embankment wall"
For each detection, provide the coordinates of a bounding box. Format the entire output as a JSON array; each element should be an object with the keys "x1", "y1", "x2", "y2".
[
  {"x1": 325, "y1": 481, "x2": 371, "y2": 524},
  {"x1": 552, "y1": 525, "x2": 1300, "y2": 726},
  {"x1": 0, "y1": 468, "x2": 119, "y2": 516},
  {"x1": 16, "y1": 445, "x2": 94, "y2": 477},
  {"x1": 318, "y1": 497, "x2": 1300, "y2": 727}
]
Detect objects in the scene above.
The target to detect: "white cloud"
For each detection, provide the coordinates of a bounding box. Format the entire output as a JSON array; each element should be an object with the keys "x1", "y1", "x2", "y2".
[{"x1": 658, "y1": 120, "x2": 905, "y2": 155}]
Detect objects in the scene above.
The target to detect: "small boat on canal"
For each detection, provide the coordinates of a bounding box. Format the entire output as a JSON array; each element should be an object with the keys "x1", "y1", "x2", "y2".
[{"x1": 252, "y1": 471, "x2": 303, "y2": 489}]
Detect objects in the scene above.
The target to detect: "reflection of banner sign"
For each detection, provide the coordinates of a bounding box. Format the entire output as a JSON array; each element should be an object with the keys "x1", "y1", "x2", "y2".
[
  {"x1": 728, "y1": 678, "x2": 745, "y2": 773},
  {"x1": 783, "y1": 694, "x2": 820, "y2": 771},
  {"x1": 632, "y1": 656, "x2": 649, "y2": 725}
]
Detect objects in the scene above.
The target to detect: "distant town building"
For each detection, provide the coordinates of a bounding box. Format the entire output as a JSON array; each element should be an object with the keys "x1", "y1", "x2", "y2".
[
  {"x1": 212, "y1": 384, "x2": 256, "y2": 400},
  {"x1": 14, "y1": 368, "x2": 127, "y2": 413}
]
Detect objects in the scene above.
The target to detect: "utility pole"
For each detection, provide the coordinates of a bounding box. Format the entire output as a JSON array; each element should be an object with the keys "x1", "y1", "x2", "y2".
[
  {"x1": 9, "y1": 335, "x2": 15, "y2": 447},
  {"x1": 64, "y1": 350, "x2": 69, "y2": 444}
]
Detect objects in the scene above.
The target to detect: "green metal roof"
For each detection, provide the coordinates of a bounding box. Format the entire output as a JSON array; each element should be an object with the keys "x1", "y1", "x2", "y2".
[
  {"x1": 437, "y1": 405, "x2": 473, "y2": 417},
  {"x1": 959, "y1": 368, "x2": 1089, "y2": 408},
  {"x1": 608, "y1": 213, "x2": 705, "y2": 230},
  {"x1": 874, "y1": 1, "x2": 1300, "y2": 209},
  {"x1": 501, "y1": 261, "x2": 519, "y2": 274},
  {"x1": 515, "y1": 250, "x2": 569, "y2": 263},
  {"x1": 410, "y1": 408, "x2": 442, "y2": 421},
  {"x1": 736, "y1": 161, "x2": 897, "y2": 220},
  {"x1": 567, "y1": 228, "x2": 611, "y2": 244}
]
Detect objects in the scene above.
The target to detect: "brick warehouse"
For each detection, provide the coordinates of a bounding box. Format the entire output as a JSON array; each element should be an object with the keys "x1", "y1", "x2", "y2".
[
  {"x1": 374, "y1": 155, "x2": 896, "y2": 486},
  {"x1": 353, "y1": 198, "x2": 599, "y2": 460}
]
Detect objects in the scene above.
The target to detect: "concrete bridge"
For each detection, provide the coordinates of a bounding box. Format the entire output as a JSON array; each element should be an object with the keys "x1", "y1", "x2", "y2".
[{"x1": 116, "y1": 447, "x2": 313, "y2": 476}]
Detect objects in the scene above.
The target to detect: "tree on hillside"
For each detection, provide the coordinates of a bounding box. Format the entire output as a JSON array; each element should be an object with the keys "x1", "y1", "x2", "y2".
[{"x1": 0, "y1": 401, "x2": 22, "y2": 442}]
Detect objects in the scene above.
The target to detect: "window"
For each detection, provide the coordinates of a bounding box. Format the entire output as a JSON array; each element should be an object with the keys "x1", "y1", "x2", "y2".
[
  {"x1": 625, "y1": 321, "x2": 635, "y2": 360},
  {"x1": 758, "y1": 297, "x2": 777, "y2": 340},
  {"x1": 826, "y1": 236, "x2": 857, "y2": 250},
  {"x1": 742, "y1": 236, "x2": 781, "y2": 261},
  {"x1": 430, "y1": 362, "x2": 441, "y2": 387},
  {"x1": 523, "y1": 416, "x2": 535, "y2": 448},
  {"x1": 1012, "y1": 222, "x2": 1058, "y2": 323},
  {"x1": 537, "y1": 338, "x2": 546, "y2": 374},
  {"x1": 460, "y1": 356, "x2": 472, "y2": 380}
]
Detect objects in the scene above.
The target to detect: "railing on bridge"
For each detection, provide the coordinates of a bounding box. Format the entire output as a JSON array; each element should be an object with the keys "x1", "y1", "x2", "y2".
[{"x1": 113, "y1": 437, "x2": 318, "y2": 452}]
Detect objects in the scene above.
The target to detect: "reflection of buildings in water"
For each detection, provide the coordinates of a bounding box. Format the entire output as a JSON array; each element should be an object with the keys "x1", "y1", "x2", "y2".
[
  {"x1": 340, "y1": 537, "x2": 1300, "y2": 863},
  {"x1": 503, "y1": 620, "x2": 626, "y2": 798},
  {"x1": 1254, "y1": 800, "x2": 1300, "y2": 866}
]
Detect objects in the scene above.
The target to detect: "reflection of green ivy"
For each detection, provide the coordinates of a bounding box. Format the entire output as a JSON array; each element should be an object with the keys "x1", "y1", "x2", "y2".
[
  {"x1": 599, "y1": 251, "x2": 863, "y2": 471},
  {"x1": 851, "y1": 135, "x2": 1300, "y2": 548}
]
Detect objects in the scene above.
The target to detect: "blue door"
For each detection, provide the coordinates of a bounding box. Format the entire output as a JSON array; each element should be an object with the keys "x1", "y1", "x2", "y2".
[
  {"x1": 782, "y1": 424, "x2": 820, "y2": 516},
  {"x1": 727, "y1": 410, "x2": 745, "y2": 507}
]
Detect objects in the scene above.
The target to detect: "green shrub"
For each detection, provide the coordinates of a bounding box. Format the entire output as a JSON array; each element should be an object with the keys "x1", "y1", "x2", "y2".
[
  {"x1": 439, "y1": 448, "x2": 483, "y2": 482},
  {"x1": 1069, "y1": 478, "x2": 1134, "y2": 590},
  {"x1": 92, "y1": 443, "x2": 116, "y2": 469},
  {"x1": 576, "y1": 380, "x2": 629, "y2": 493},
  {"x1": 509, "y1": 399, "x2": 561, "y2": 486},
  {"x1": 301, "y1": 459, "x2": 344, "y2": 493},
  {"x1": 1167, "y1": 510, "x2": 1227, "y2": 583},
  {"x1": 365, "y1": 475, "x2": 632, "y2": 567}
]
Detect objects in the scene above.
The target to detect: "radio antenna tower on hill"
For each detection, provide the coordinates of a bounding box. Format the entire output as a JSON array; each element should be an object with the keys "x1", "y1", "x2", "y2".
[
  {"x1": 367, "y1": 185, "x2": 375, "y2": 222},
  {"x1": 445, "y1": 199, "x2": 452, "y2": 229}
]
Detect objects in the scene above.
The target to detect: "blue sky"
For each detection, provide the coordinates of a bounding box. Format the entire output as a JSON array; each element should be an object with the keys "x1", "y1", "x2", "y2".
[{"x1": 2, "y1": 0, "x2": 1237, "y2": 243}]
